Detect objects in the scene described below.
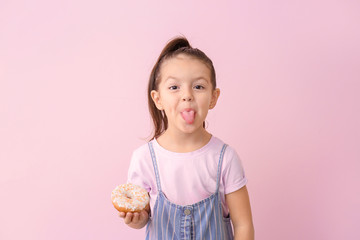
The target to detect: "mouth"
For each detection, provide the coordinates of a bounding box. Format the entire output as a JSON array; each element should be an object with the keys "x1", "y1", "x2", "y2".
[{"x1": 181, "y1": 108, "x2": 196, "y2": 124}]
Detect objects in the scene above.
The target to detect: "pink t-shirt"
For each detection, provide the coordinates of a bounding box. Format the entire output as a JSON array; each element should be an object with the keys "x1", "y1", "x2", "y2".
[{"x1": 127, "y1": 136, "x2": 248, "y2": 216}]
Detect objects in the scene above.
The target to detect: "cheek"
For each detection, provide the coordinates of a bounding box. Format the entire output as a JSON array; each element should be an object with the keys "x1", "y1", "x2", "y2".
[
  {"x1": 162, "y1": 98, "x2": 178, "y2": 112},
  {"x1": 198, "y1": 95, "x2": 212, "y2": 106}
]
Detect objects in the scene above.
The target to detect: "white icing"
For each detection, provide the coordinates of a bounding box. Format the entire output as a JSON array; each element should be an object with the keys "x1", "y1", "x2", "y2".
[{"x1": 111, "y1": 183, "x2": 149, "y2": 211}]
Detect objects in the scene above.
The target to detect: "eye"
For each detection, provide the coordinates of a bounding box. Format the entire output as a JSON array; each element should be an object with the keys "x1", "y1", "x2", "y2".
[
  {"x1": 169, "y1": 85, "x2": 178, "y2": 90},
  {"x1": 194, "y1": 85, "x2": 205, "y2": 90}
]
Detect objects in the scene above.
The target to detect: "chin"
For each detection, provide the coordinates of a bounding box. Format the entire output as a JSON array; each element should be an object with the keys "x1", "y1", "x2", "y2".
[{"x1": 180, "y1": 124, "x2": 203, "y2": 134}]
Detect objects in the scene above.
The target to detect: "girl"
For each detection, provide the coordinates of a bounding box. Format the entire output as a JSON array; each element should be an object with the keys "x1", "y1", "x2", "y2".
[{"x1": 119, "y1": 36, "x2": 254, "y2": 240}]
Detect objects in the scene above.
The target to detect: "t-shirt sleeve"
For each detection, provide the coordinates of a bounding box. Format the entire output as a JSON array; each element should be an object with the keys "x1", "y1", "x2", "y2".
[
  {"x1": 127, "y1": 147, "x2": 152, "y2": 193},
  {"x1": 222, "y1": 146, "x2": 248, "y2": 194}
]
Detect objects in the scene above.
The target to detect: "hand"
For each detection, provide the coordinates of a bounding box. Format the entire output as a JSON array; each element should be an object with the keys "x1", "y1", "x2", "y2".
[{"x1": 119, "y1": 210, "x2": 149, "y2": 229}]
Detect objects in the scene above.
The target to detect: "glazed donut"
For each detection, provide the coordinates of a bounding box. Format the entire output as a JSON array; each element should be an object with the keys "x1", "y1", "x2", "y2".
[{"x1": 111, "y1": 183, "x2": 150, "y2": 213}]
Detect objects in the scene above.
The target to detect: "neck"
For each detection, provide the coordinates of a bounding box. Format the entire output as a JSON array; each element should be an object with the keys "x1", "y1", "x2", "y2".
[{"x1": 156, "y1": 128, "x2": 212, "y2": 153}]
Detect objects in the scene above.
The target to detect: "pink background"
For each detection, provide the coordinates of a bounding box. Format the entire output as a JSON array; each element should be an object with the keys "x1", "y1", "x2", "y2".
[{"x1": 1, "y1": 0, "x2": 359, "y2": 239}]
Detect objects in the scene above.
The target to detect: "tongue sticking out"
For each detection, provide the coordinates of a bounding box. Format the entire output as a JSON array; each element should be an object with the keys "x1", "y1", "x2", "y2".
[{"x1": 181, "y1": 110, "x2": 195, "y2": 124}]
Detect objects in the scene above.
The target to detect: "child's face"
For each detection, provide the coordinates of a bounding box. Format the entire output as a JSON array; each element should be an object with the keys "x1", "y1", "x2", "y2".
[{"x1": 151, "y1": 54, "x2": 220, "y2": 135}]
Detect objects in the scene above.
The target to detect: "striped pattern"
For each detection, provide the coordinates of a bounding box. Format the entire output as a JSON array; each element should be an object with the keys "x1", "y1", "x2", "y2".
[{"x1": 145, "y1": 142, "x2": 234, "y2": 240}]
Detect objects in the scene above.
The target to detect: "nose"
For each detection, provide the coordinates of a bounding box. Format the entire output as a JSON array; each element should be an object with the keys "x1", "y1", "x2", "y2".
[
  {"x1": 182, "y1": 96, "x2": 192, "y2": 101},
  {"x1": 182, "y1": 88, "x2": 193, "y2": 101}
]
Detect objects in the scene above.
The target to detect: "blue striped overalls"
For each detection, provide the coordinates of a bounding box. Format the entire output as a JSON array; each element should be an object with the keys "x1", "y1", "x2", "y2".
[{"x1": 145, "y1": 142, "x2": 234, "y2": 240}]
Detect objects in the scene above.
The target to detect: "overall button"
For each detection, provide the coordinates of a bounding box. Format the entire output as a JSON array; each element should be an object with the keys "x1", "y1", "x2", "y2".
[{"x1": 184, "y1": 209, "x2": 191, "y2": 215}]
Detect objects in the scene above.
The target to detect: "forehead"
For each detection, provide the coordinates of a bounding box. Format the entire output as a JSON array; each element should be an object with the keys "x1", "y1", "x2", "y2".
[{"x1": 159, "y1": 54, "x2": 211, "y2": 80}]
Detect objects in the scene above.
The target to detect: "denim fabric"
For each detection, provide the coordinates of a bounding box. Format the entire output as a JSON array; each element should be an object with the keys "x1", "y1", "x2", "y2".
[{"x1": 145, "y1": 142, "x2": 233, "y2": 240}]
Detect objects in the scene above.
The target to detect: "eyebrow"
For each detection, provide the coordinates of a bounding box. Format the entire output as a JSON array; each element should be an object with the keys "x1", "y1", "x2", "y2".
[{"x1": 165, "y1": 76, "x2": 210, "y2": 82}]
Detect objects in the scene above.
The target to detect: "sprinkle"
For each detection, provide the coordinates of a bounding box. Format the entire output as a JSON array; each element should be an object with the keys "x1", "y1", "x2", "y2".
[{"x1": 111, "y1": 183, "x2": 149, "y2": 212}]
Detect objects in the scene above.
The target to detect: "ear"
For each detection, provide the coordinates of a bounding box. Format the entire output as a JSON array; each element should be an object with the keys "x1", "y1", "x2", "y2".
[
  {"x1": 151, "y1": 90, "x2": 163, "y2": 110},
  {"x1": 209, "y1": 88, "x2": 220, "y2": 109}
]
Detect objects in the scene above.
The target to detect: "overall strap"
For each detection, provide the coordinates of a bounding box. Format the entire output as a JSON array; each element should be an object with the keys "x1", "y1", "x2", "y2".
[
  {"x1": 216, "y1": 144, "x2": 228, "y2": 193},
  {"x1": 148, "y1": 141, "x2": 162, "y2": 192}
]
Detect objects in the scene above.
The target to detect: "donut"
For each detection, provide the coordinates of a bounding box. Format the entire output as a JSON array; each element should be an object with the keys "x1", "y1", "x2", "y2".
[{"x1": 111, "y1": 183, "x2": 150, "y2": 213}]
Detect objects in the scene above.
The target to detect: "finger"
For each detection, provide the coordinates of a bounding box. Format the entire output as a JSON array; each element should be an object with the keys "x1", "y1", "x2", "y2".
[
  {"x1": 132, "y1": 212, "x2": 140, "y2": 224},
  {"x1": 124, "y1": 212, "x2": 133, "y2": 224},
  {"x1": 118, "y1": 212, "x2": 126, "y2": 218},
  {"x1": 140, "y1": 210, "x2": 149, "y2": 219}
]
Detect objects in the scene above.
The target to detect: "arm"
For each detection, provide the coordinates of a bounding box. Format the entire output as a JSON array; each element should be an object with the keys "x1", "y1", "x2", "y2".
[
  {"x1": 124, "y1": 148, "x2": 152, "y2": 229},
  {"x1": 226, "y1": 185, "x2": 255, "y2": 240}
]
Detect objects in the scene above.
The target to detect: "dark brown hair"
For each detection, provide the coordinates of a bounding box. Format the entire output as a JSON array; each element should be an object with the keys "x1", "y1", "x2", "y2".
[{"x1": 147, "y1": 36, "x2": 217, "y2": 141}]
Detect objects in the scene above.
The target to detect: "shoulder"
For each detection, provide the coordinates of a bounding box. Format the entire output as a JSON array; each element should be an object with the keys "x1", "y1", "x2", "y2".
[
  {"x1": 131, "y1": 141, "x2": 151, "y2": 159},
  {"x1": 215, "y1": 138, "x2": 248, "y2": 193},
  {"x1": 208, "y1": 136, "x2": 244, "y2": 172},
  {"x1": 127, "y1": 141, "x2": 155, "y2": 191},
  {"x1": 128, "y1": 141, "x2": 154, "y2": 172},
  {"x1": 213, "y1": 136, "x2": 246, "y2": 174},
  {"x1": 211, "y1": 136, "x2": 240, "y2": 160},
  {"x1": 224, "y1": 145, "x2": 241, "y2": 162}
]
